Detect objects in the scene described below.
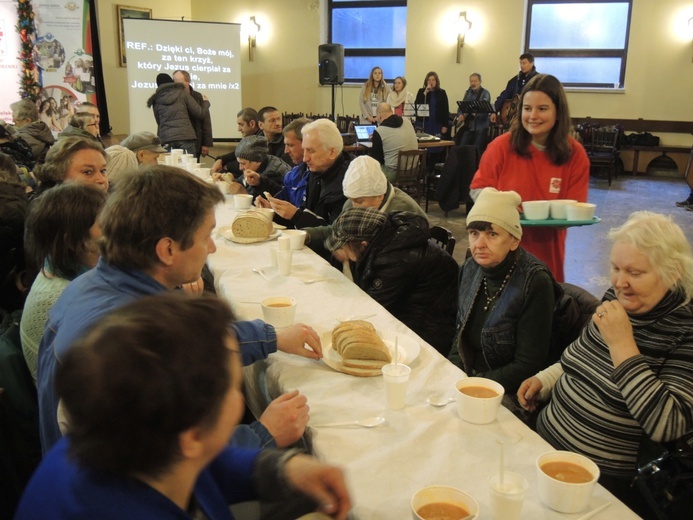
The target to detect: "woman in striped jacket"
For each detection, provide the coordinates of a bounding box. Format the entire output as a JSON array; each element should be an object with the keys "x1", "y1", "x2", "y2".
[{"x1": 518, "y1": 211, "x2": 693, "y2": 516}]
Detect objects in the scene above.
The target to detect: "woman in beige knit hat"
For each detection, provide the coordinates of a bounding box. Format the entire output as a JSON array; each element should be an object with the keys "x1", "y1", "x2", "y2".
[{"x1": 448, "y1": 187, "x2": 561, "y2": 395}]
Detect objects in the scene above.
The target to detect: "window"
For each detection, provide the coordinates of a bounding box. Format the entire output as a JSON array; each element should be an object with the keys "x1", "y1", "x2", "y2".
[
  {"x1": 525, "y1": 1, "x2": 632, "y2": 88},
  {"x1": 328, "y1": 0, "x2": 407, "y2": 82}
]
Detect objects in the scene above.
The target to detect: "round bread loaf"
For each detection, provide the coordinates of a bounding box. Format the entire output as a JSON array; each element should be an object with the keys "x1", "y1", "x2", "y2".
[{"x1": 231, "y1": 212, "x2": 272, "y2": 239}]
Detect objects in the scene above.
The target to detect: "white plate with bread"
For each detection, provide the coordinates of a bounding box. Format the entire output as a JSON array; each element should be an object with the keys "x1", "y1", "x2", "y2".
[
  {"x1": 322, "y1": 320, "x2": 420, "y2": 377},
  {"x1": 219, "y1": 227, "x2": 282, "y2": 244}
]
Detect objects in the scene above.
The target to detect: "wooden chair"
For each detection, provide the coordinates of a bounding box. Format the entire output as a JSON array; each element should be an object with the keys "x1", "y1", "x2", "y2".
[
  {"x1": 586, "y1": 127, "x2": 620, "y2": 185},
  {"x1": 335, "y1": 116, "x2": 352, "y2": 134},
  {"x1": 281, "y1": 112, "x2": 304, "y2": 126},
  {"x1": 393, "y1": 149, "x2": 426, "y2": 203},
  {"x1": 429, "y1": 225, "x2": 456, "y2": 256}
]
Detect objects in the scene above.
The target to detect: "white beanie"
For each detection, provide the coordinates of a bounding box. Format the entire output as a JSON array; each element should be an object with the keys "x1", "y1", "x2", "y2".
[
  {"x1": 467, "y1": 188, "x2": 523, "y2": 239},
  {"x1": 342, "y1": 155, "x2": 388, "y2": 199}
]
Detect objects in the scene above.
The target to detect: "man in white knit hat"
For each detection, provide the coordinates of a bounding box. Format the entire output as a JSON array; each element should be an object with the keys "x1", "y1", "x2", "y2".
[{"x1": 304, "y1": 155, "x2": 425, "y2": 253}]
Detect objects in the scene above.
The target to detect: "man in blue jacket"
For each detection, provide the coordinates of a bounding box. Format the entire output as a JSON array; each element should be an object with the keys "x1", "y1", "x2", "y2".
[
  {"x1": 19, "y1": 294, "x2": 350, "y2": 520},
  {"x1": 37, "y1": 165, "x2": 322, "y2": 453}
]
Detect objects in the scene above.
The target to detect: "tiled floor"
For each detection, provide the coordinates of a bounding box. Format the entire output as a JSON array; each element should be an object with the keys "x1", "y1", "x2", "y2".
[{"x1": 425, "y1": 174, "x2": 693, "y2": 298}]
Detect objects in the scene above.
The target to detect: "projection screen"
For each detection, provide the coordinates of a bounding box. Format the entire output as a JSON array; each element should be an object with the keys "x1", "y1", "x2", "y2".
[{"x1": 123, "y1": 18, "x2": 241, "y2": 140}]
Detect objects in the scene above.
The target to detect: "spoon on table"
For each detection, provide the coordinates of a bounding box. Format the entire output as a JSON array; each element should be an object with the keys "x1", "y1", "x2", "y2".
[
  {"x1": 336, "y1": 313, "x2": 377, "y2": 323},
  {"x1": 311, "y1": 416, "x2": 385, "y2": 429},
  {"x1": 251, "y1": 267, "x2": 270, "y2": 282},
  {"x1": 427, "y1": 393, "x2": 455, "y2": 407}
]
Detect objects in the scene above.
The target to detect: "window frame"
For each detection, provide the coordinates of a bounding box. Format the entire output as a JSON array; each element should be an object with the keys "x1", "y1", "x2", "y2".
[
  {"x1": 524, "y1": 0, "x2": 633, "y2": 89},
  {"x1": 327, "y1": 0, "x2": 407, "y2": 84}
]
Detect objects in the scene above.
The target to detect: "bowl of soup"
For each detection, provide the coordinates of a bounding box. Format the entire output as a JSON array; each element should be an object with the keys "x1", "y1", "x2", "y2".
[
  {"x1": 411, "y1": 485, "x2": 479, "y2": 520},
  {"x1": 565, "y1": 202, "x2": 596, "y2": 221},
  {"x1": 536, "y1": 450, "x2": 600, "y2": 513},
  {"x1": 454, "y1": 377, "x2": 504, "y2": 424},
  {"x1": 522, "y1": 200, "x2": 550, "y2": 220}
]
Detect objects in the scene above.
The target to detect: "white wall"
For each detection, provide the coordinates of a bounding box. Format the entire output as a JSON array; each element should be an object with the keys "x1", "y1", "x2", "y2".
[{"x1": 96, "y1": 0, "x2": 693, "y2": 146}]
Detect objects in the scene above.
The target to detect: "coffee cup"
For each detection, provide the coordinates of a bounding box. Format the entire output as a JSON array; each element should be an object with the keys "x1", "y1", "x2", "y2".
[
  {"x1": 454, "y1": 377, "x2": 504, "y2": 424},
  {"x1": 260, "y1": 296, "x2": 297, "y2": 328}
]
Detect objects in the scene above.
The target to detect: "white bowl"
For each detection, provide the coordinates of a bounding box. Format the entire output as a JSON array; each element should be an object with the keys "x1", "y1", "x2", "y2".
[
  {"x1": 549, "y1": 199, "x2": 577, "y2": 220},
  {"x1": 566, "y1": 203, "x2": 596, "y2": 221},
  {"x1": 282, "y1": 229, "x2": 307, "y2": 250},
  {"x1": 411, "y1": 485, "x2": 479, "y2": 520},
  {"x1": 522, "y1": 200, "x2": 550, "y2": 220},
  {"x1": 260, "y1": 296, "x2": 297, "y2": 328},
  {"x1": 454, "y1": 377, "x2": 504, "y2": 424},
  {"x1": 233, "y1": 194, "x2": 253, "y2": 210},
  {"x1": 536, "y1": 450, "x2": 599, "y2": 514}
]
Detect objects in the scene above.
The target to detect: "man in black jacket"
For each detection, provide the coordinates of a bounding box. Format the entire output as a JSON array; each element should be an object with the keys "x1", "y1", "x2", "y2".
[
  {"x1": 264, "y1": 119, "x2": 352, "y2": 230},
  {"x1": 173, "y1": 70, "x2": 213, "y2": 159},
  {"x1": 326, "y1": 207, "x2": 458, "y2": 355},
  {"x1": 491, "y1": 53, "x2": 538, "y2": 125}
]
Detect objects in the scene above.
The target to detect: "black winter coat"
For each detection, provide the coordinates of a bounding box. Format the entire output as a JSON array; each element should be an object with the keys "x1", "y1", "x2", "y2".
[{"x1": 351, "y1": 211, "x2": 458, "y2": 355}]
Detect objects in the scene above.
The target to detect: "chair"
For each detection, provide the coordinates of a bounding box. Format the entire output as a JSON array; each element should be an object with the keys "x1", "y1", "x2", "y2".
[
  {"x1": 335, "y1": 116, "x2": 353, "y2": 134},
  {"x1": 393, "y1": 149, "x2": 426, "y2": 203},
  {"x1": 586, "y1": 127, "x2": 620, "y2": 186},
  {"x1": 429, "y1": 225, "x2": 456, "y2": 256},
  {"x1": 425, "y1": 145, "x2": 479, "y2": 214}
]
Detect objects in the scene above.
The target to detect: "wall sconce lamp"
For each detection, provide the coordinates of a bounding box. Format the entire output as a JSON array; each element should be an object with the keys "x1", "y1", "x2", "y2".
[
  {"x1": 248, "y1": 16, "x2": 261, "y2": 61},
  {"x1": 456, "y1": 12, "x2": 472, "y2": 64}
]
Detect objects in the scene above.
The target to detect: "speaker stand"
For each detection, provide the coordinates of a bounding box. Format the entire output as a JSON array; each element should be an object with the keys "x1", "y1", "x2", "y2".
[{"x1": 331, "y1": 84, "x2": 336, "y2": 120}]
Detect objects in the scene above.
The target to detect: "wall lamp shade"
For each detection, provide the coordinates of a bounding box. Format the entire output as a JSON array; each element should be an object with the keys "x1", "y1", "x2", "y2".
[
  {"x1": 248, "y1": 16, "x2": 261, "y2": 61},
  {"x1": 456, "y1": 12, "x2": 472, "y2": 64}
]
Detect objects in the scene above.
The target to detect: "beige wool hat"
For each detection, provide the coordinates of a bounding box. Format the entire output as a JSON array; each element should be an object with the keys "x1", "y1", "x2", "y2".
[
  {"x1": 467, "y1": 187, "x2": 523, "y2": 239},
  {"x1": 342, "y1": 155, "x2": 388, "y2": 199}
]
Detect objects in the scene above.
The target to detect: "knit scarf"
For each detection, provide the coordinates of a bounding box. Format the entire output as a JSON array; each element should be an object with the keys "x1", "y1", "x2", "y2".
[{"x1": 387, "y1": 89, "x2": 408, "y2": 108}]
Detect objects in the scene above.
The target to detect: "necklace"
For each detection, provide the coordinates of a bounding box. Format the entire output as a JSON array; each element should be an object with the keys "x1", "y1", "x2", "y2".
[{"x1": 482, "y1": 261, "x2": 517, "y2": 311}]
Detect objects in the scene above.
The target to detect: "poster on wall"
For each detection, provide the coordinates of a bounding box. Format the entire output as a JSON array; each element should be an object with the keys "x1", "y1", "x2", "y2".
[
  {"x1": 0, "y1": 0, "x2": 94, "y2": 130},
  {"x1": 32, "y1": 0, "x2": 94, "y2": 132},
  {"x1": 0, "y1": 0, "x2": 23, "y2": 124}
]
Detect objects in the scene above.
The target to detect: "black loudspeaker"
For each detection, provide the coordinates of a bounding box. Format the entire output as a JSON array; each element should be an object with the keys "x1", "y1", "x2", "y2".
[{"x1": 318, "y1": 44, "x2": 344, "y2": 85}]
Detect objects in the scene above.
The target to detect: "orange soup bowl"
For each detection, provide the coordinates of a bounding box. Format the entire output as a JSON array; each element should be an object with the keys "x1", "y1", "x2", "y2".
[
  {"x1": 411, "y1": 485, "x2": 479, "y2": 520},
  {"x1": 536, "y1": 450, "x2": 600, "y2": 513},
  {"x1": 454, "y1": 377, "x2": 504, "y2": 424}
]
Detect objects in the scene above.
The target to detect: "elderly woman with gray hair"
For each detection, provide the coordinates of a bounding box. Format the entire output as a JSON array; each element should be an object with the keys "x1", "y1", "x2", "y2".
[{"x1": 518, "y1": 211, "x2": 693, "y2": 515}]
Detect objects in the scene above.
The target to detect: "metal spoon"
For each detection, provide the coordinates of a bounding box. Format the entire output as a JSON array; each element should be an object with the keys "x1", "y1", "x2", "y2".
[
  {"x1": 251, "y1": 267, "x2": 270, "y2": 282},
  {"x1": 311, "y1": 416, "x2": 385, "y2": 428},
  {"x1": 427, "y1": 394, "x2": 455, "y2": 407},
  {"x1": 336, "y1": 313, "x2": 377, "y2": 323}
]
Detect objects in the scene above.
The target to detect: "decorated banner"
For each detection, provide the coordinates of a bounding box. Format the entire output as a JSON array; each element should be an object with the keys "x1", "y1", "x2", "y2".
[{"x1": 0, "y1": 0, "x2": 95, "y2": 129}]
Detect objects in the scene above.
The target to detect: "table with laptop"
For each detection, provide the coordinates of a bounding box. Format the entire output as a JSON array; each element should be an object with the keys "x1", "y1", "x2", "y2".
[
  {"x1": 344, "y1": 123, "x2": 455, "y2": 155},
  {"x1": 206, "y1": 198, "x2": 637, "y2": 519}
]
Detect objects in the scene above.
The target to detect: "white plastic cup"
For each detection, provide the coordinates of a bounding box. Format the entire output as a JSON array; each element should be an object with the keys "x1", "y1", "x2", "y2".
[
  {"x1": 522, "y1": 200, "x2": 550, "y2": 220},
  {"x1": 488, "y1": 471, "x2": 529, "y2": 520},
  {"x1": 381, "y1": 363, "x2": 411, "y2": 410},
  {"x1": 277, "y1": 249, "x2": 293, "y2": 276},
  {"x1": 233, "y1": 194, "x2": 253, "y2": 210},
  {"x1": 277, "y1": 236, "x2": 291, "y2": 252},
  {"x1": 454, "y1": 377, "x2": 505, "y2": 424},
  {"x1": 195, "y1": 167, "x2": 211, "y2": 180},
  {"x1": 163, "y1": 154, "x2": 173, "y2": 165},
  {"x1": 182, "y1": 154, "x2": 195, "y2": 164},
  {"x1": 260, "y1": 296, "x2": 297, "y2": 329}
]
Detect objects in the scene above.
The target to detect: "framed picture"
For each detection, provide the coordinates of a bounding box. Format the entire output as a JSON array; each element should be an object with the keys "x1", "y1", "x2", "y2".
[{"x1": 116, "y1": 5, "x2": 152, "y2": 67}]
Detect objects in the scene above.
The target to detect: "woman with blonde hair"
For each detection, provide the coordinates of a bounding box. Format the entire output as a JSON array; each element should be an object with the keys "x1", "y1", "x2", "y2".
[
  {"x1": 518, "y1": 211, "x2": 693, "y2": 517},
  {"x1": 359, "y1": 66, "x2": 390, "y2": 124},
  {"x1": 386, "y1": 76, "x2": 414, "y2": 119}
]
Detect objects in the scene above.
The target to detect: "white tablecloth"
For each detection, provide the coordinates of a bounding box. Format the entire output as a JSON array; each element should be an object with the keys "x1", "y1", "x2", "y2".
[{"x1": 207, "y1": 196, "x2": 637, "y2": 519}]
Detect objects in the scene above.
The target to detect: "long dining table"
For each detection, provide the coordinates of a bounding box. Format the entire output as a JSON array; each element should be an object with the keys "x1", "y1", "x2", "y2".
[{"x1": 206, "y1": 192, "x2": 638, "y2": 519}]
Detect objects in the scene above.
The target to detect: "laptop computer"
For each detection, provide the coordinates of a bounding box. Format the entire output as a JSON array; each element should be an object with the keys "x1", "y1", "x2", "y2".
[{"x1": 353, "y1": 124, "x2": 377, "y2": 142}]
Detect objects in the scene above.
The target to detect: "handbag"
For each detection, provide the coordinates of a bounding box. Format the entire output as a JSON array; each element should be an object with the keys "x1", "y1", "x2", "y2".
[{"x1": 632, "y1": 432, "x2": 693, "y2": 520}]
